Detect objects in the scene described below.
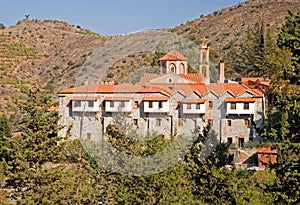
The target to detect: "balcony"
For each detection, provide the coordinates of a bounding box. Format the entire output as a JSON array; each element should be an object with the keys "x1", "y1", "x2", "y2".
[
  {"x1": 226, "y1": 98, "x2": 256, "y2": 115},
  {"x1": 143, "y1": 96, "x2": 169, "y2": 113},
  {"x1": 71, "y1": 96, "x2": 100, "y2": 112},
  {"x1": 104, "y1": 97, "x2": 132, "y2": 112},
  {"x1": 182, "y1": 99, "x2": 206, "y2": 114}
]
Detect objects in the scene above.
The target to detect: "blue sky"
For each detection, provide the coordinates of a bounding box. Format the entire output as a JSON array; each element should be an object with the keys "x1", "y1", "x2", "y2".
[{"x1": 1, "y1": 0, "x2": 245, "y2": 36}]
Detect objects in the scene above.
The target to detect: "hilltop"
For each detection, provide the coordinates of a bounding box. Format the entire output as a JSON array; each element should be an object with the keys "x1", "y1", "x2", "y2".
[
  {"x1": 171, "y1": 0, "x2": 300, "y2": 60},
  {"x1": 1, "y1": 0, "x2": 300, "y2": 115}
]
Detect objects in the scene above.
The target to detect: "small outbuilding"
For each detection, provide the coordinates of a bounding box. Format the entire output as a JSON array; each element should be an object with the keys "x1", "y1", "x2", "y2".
[{"x1": 257, "y1": 147, "x2": 277, "y2": 168}]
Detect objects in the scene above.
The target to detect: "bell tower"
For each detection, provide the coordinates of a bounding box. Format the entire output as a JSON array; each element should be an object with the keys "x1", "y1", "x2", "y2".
[
  {"x1": 199, "y1": 42, "x2": 210, "y2": 84},
  {"x1": 159, "y1": 50, "x2": 188, "y2": 75}
]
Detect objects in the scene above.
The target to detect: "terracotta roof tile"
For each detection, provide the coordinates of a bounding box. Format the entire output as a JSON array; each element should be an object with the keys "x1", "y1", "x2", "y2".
[
  {"x1": 71, "y1": 96, "x2": 99, "y2": 101},
  {"x1": 143, "y1": 96, "x2": 169, "y2": 101},
  {"x1": 181, "y1": 99, "x2": 206, "y2": 103},
  {"x1": 225, "y1": 98, "x2": 256, "y2": 103},
  {"x1": 12, "y1": 131, "x2": 25, "y2": 137},
  {"x1": 59, "y1": 84, "x2": 170, "y2": 96},
  {"x1": 178, "y1": 74, "x2": 204, "y2": 84},
  {"x1": 159, "y1": 50, "x2": 188, "y2": 61},
  {"x1": 47, "y1": 106, "x2": 59, "y2": 112},
  {"x1": 241, "y1": 77, "x2": 265, "y2": 83},
  {"x1": 251, "y1": 89, "x2": 264, "y2": 97},
  {"x1": 103, "y1": 96, "x2": 132, "y2": 101},
  {"x1": 257, "y1": 147, "x2": 277, "y2": 154}
]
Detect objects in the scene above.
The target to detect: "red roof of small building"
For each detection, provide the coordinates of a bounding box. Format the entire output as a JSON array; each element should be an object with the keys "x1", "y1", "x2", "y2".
[
  {"x1": 47, "y1": 106, "x2": 59, "y2": 112},
  {"x1": 12, "y1": 131, "x2": 24, "y2": 137},
  {"x1": 257, "y1": 147, "x2": 277, "y2": 154},
  {"x1": 159, "y1": 50, "x2": 188, "y2": 61}
]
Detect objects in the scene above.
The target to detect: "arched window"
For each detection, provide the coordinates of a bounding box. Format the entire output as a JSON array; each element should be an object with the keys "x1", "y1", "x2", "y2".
[
  {"x1": 180, "y1": 63, "x2": 185, "y2": 73},
  {"x1": 169, "y1": 63, "x2": 176, "y2": 73}
]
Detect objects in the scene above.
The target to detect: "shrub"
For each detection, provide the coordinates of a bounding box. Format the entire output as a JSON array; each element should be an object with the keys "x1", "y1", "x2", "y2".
[
  {"x1": 67, "y1": 61, "x2": 75, "y2": 66},
  {"x1": 107, "y1": 72, "x2": 114, "y2": 78},
  {"x1": 0, "y1": 23, "x2": 5, "y2": 29}
]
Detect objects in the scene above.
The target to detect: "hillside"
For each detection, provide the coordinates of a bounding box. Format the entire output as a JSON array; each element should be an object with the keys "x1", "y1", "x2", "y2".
[
  {"x1": 1, "y1": 0, "x2": 299, "y2": 116},
  {"x1": 171, "y1": 0, "x2": 300, "y2": 60},
  {"x1": 0, "y1": 20, "x2": 111, "y2": 115}
]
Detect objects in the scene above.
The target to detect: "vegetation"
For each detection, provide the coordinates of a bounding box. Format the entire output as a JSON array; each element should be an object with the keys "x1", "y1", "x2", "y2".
[
  {"x1": 0, "y1": 9, "x2": 299, "y2": 205},
  {"x1": 0, "y1": 34, "x2": 40, "y2": 59},
  {"x1": 259, "y1": 10, "x2": 300, "y2": 204}
]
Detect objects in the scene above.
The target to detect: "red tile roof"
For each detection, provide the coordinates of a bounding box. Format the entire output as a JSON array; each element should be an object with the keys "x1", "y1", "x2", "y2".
[
  {"x1": 12, "y1": 131, "x2": 24, "y2": 137},
  {"x1": 159, "y1": 50, "x2": 188, "y2": 61},
  {"x1": 257, "y1": 147, "x2": 277, "y2": 154},
  {"x1": 178, "y1": 74, "x2": 204, "y2": 84},
  {"x1": 241, "y1": 78, "x2": 265, "y2": 83},
  {"x1": 59, "y1": 84, "x2": 170, "y2": 96},
  {"x1": 103, "y1": 96, "x2": 132, "y2": 101},
  {"x1": 71, "y1": 96, "x2": 99, "y2": 101},
  {"x1": 139, "y1": 73, "x2": 204, "y2": 84},
  {"x1": 181, "y1": 99, "x2": 206, "y2": 103},
  {"x1": 225, "y1": 98, "x2": 256, "y2": 103},
  {"x1": 47, "y1": 106, "x2": 59, "y2": 112},
  {"x1": 251, "y1": 89, "x2": 264, "y2": 97},
  {"x1": 143, "y1": 96, "x2": 169, "y2": 101}
]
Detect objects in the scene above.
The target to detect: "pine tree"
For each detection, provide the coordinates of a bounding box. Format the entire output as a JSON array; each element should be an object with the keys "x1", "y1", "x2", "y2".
[
  {"x1": 3, "y1": 87, "x2": 66, "y2": 203},
  {"x1": 0, "y1": 114, "x2": 12, "y2": 161},
  {"x1": 261, "y1": 10, "x2": 300, "y2": 205}
]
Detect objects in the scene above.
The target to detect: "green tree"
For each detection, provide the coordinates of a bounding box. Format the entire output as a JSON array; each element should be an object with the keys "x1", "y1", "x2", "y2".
[
  {"x1": 3, "y1": 87, "x2": 66, "y2": 203},
  {"x1": 225, "y1": 16, "x2": 278, "y2": 79},
  {"x1": 261, "y1": 10, "x2": 300, "y2": 205},
  {"x1": 0, "y1": 114, "x2": 12, "y2": 161},
  {"x1": 277, "y1": 10, "x2": 300, "y2": 85},
  {"x1": 0, "y1": 23, "x2": 5, "y2": 29},
  {"x1": 151, "y1": 41, "x2": 166, "y2": 67}
]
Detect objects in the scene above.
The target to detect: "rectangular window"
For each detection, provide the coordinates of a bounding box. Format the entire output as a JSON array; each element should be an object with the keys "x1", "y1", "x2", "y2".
[
  {"x1": 187, "y1": 103, "x2": 192, "y2": 109},
  {"x1": 159, "y1": 101, "x2": 163, "y2": 109},
  {"x1": 119, "y1": 101, "x2": 125, "y2": 108},
  {"x1": 230, "y1": 103, "x2": 236, "y2": 110},
  {"x1": 133, "y1": 119, "x2": 138, "y2": 126},
  {"x1": 208, "y1": 101, "x2": 213, "y2": 109},
  {"x1": 86, "y1": 133, "x2": 91, "y2": 140},
  {"x1": 74, "y1": 100, "x2": 81, "y2": 107},
  {"x1": 196, "y1": 103, "x2": 201, "y2": 109},
  {"x1": 227, "y1": 119, "x2": 232, "y2": 126},
  {"x1": 110, "y1": 101, "x2": 114, "y2": 107},
  {"x1": 156, "y1": 118, "x2": 161, "y2": 126},
  {"x1": 149, "y1": 101, "x2": 153, "y2": 108},
  {"x1": 88, "y1": 101, "x2": 94, "y2": 107},
  {"x1": 227, "y1": 137, "x2": 232, "y2": 144},
  {"x1": 238, "y1": 138, "x2": 244, "y2": 148},
  {"x1": 244, "y1": 102, "x2": 249, "y2": 110}
]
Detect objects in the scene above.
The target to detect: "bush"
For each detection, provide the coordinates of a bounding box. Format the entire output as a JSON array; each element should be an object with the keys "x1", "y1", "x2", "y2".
[
  {"x1": 0, "y1": 23, "x2": 5, "y2": 29},
  {"x1": 67, "y1": 61, "x2": 75, "y2": 66},
  {"x1": 107, "y1": 72, "x2": 114, "y2": 78}
]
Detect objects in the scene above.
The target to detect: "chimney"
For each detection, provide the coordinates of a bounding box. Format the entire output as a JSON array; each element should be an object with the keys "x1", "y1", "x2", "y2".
[{"x1": 219, "y1": 60, "x2": 225, "y2": 83}]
